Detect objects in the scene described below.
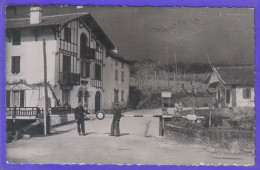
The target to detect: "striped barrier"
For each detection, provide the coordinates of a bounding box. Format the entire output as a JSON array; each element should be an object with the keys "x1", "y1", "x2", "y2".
[
  {"x1": 95, "y1": 111, "x2": 206, "y2": 136},
  {"x1": 95, "y1": 111, "x2": 204, "y2": 121}
]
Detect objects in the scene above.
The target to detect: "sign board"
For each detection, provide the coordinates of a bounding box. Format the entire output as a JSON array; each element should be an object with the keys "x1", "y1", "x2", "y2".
[
  {"x1": 96, "y1": 111, "x2": 105, "y2": 120},
  {"x1": 161, "y1": 91, "x2": 171, "y2": 98}
]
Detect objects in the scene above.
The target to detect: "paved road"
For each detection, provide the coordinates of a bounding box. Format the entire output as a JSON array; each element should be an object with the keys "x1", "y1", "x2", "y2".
[{"x1": 6, "y1": 109, "x2": 254, "y2": 165}]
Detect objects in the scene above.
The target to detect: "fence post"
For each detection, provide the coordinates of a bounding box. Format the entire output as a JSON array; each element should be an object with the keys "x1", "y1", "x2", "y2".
[
  {"x1": 209, "y1": 107, "x2": 212, "y2": 129},
  {"x1": 159, "y1": 116, "x2": 163, "y2": 136},
  {"x1": 13, "y1": 106, "x2": 16, "y2": 120}
]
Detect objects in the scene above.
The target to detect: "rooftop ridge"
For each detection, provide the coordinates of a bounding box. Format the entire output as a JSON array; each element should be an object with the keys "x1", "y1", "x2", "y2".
[{"x1": 7, "y1": 12, "x2": 89, "y2": 21}]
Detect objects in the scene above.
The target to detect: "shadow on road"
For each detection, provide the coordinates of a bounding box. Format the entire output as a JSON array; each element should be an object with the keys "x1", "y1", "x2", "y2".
[
  {"x1": 104, "y1": 132, "x2": 130, "y2": 136},
  {"x1": 81, "y1": 132, "x2": 95, "y2": 136},
  {"x1": 32, "y1": 129, "x2": 74, "y2": 137}
]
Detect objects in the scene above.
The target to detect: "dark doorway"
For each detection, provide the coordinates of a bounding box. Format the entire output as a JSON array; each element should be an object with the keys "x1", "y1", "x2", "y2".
[{"x1": 95, "y1": 91, "x2": 101, "y2": 113}]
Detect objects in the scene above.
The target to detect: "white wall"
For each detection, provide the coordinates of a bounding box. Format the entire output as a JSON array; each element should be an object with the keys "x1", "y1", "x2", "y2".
[
  {"x1": 215, "y1": 83, "x2": 255, "y2": 108},
  {"x1": 103, "y1": 56, "x2": 130, "y2": 111},
  {"x1": 235, "y1": 86, "x2": 255, "y2": 107},
  {"x1": 6, "y1": 29, "x2": 57, "y2": 108},
  {"x1": 6, "y1": 39, "x2": 57, "y2": 84}
]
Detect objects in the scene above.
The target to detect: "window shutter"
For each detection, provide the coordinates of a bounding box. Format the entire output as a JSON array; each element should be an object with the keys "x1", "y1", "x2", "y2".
[
  {"x1": 6, "y1": 91, "x2": 10, "y2": 108},
  {"x1": 11, "y1": 57, "x2": 15, "y2": 74},
  {"x1": 12, "y1": 30, "x2": 21, "y2": 45},
  {"x1": 115, "y1": 69, "x2": 118, "y2": 80},
  {"x1": 248, "y1": 89, "x2": 251, "y2": 99},
  {"x1": 20, "y1": 90, "x2": 24, "y2": 107},
  {"x1": 121, "y1": 71, "x2": 124, "y2": 81},
  {"x1": 15, "y1": 56, "x2": 20, "y2": 74}
]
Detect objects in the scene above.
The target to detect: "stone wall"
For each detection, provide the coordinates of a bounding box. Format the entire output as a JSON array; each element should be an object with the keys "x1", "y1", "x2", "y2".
[{"x1": 50, "y1": 113, "x2": 75, "y2": 126}]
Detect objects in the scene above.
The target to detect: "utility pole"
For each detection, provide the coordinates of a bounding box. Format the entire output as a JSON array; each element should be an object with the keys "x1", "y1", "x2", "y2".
[
  {"x1": 175, "y1": 53, "x2": 177, "y2": 85},
  {"x1": 43, "y1": 37, "x2": 48, "y2": 135},
  {"x1": 165, "y1": 47, "x2": 170, "y2": 88}
]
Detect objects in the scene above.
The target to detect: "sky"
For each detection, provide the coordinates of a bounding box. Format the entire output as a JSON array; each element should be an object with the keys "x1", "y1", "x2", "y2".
[{"x1": 6, "y1": 6, "x2": 255, "y2": 65}]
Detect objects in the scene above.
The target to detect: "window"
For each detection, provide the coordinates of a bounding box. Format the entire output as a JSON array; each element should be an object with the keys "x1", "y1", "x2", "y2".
[
  {"x1": 217, "y1": 90, "x2": 220, "y2": 101},
  {"x1": 78, "y1": 91, "x2": 83, "y2": 104},
  {"x1": 81, "y1": 61, "x2": 90, "y2": 78},
  {"x1": 12, "y1": 30, "x2": 21, "y2": 45},
  {"x1": 243, "y1": 88, "x2": 251, "y2": 99},
  {"x1": 115, "y1": 69, "x2": 118, "y2": 81},
  {"x1": 115, "y1": 61, "x2": 118, "y2": 66},
  {"x1": 6, "y1": 90, "x2": 11, "y2": 108},
  {"x1": 95, "y1": 63, "x2": 102, "y2": 80},
  {"x1": 226, "y1": 89, "x2": 230, "y2": 104},
  {"x1": 11, "y1": 56, "x2": 20, "y2": 74},
  {"x1": 62, "y1": 90, "x2": 70, "y2": 105},
  {"x1": 114, "y1": 90, "x2": 119, "y2": 103},
  {"x1": 12, "y1": 90, "x2": 24, "y2": 107},
  {"x1": 122, "y1": 62, "x2": 124, "y2": 68},
  {"x1": 64, "y1": 26, "x2": 71, "y2": 42},
  {"x1": 121, "y1": 90, "x2": 124, "y2": 102},
  {"x1": 96, "y1": 43, "x2": 103, "y2": 60},
  {"x1": 121, "y1": 71, "x2": 124, "y2": 82}
]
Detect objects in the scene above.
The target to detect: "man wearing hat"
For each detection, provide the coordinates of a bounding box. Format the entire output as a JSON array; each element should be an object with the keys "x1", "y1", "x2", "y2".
[
  {"x1": 110, "y1": 103, "x2": 122, "y2": 136},
  {"x1": 74, "y1": 103, "x2": 86, "y2": 135}
]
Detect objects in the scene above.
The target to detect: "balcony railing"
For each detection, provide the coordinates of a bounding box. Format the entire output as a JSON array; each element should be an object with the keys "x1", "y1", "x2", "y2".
[
  {"x1": 90, "y1": 79, "x2": 102, "y2": 89},
  {"x1": 50, "y1": 106, "x2": 72, "y2": 115},
  {"x1": 6, "y1": 107, "x2": 43, "y2": 118},
  {"x1": 80, "y1": 46, "x2": 96, "y2": 60},
  {"x1": 59, "y1": 72, "x2": 80, "y2": 85}
]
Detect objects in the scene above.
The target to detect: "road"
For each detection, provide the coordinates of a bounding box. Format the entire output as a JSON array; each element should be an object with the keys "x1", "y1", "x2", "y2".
[{"x1": 6, "y1": 109, "x2": 254, "y2": 165}]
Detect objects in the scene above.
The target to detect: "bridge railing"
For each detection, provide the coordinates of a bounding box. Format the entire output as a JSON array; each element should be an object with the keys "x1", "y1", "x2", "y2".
[{"x1": 6, "y1": 107, "x2": 43, "y2": 118}]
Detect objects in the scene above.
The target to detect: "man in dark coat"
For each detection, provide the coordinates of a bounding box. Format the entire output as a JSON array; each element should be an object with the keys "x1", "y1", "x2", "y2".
[
  {"x1": 110, "y1": 103, "x2": 122, "y2": 136},
  {"x1": 74, "y1": 103, "x2": 86, "y2": 135}
]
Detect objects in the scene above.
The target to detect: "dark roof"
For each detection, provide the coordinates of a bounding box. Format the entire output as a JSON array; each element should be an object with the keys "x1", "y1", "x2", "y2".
[
  {"x1": 107, "y1": 50, "x2": 132, "y2": 64},
  {"x1": 215, "y1": 66, "x2": 254, "y2": 86},
  {"x1": 6, "y1": 13, "x2": 115, "y2": 49},
  {"x1": 6, "y1": 13, "x2": 87, "y2": 29}
]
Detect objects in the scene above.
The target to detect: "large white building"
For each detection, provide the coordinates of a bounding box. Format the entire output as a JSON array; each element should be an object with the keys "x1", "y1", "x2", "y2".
[{"x1": 5, "y1": 7, "x2": 131, "y2": 113}]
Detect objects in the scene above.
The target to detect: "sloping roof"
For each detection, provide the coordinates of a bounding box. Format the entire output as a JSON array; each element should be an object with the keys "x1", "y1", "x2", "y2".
[
  {"x1": 6, "y1": 12, "x2": 115, "y2": 49},
  {"x1": 107, "y1": 50, "x2": 132, "y2": 64},
  {"x1": 212, "y1": 66, "x2": 254, "y2": 86},
  {"x1": 6, "y1": 13, "x2": 88, "y2": 29}
]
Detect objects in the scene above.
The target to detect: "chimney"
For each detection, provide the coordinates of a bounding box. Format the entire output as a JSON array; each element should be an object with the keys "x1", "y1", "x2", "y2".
[{"x1": 30, "y1": 7, "x2": 42, "y2": 24}]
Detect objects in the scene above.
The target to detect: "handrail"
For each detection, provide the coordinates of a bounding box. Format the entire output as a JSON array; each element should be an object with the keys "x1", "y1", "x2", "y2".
[{"x1": 6, "y1": 107, "x2": 43, "y2": 117}]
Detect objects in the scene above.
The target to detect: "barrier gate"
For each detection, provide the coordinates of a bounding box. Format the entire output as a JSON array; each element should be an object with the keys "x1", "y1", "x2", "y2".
[{"x1": 95, "y1": 107, "x2": 208, "y2": 136}]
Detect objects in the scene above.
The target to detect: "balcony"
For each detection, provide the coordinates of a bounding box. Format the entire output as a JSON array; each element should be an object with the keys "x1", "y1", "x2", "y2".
[
  {"x1": 80, "y1": 46, "x2": 96, "y2": 60},
  {"x1": 59, "y1": 72, "x2": 80, "y2": 86},
  {"x1": 90, "y1": 79, "x2": 102, "y2": 89}
]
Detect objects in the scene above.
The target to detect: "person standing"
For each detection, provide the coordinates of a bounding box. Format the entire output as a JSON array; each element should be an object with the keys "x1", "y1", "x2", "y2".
[
  {"x1": 74, "y1": 103, "x2": 86, "y2": 135},
  {"x1": 110, "y1": 103, "x2": 122, "y2": 136}
]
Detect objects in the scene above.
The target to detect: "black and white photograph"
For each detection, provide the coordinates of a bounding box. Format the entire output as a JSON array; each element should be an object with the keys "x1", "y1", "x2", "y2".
[{"x1": 5, "y1": 5, "x2": 255, "y2": 165}]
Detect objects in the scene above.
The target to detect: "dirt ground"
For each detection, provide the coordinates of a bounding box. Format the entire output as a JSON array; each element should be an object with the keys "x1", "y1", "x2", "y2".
[{"x1": 6, "y1": 109, "x2": 254, "y2": 165}]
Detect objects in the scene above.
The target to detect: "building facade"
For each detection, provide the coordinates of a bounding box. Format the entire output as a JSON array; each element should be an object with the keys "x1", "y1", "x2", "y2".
[
  {"x1": 5, "y1": 7, "x2": 131, "y2": 113},
  {"x1": 102, "y1": 50, "x2": 131, "y2": 112},
  {"x1": 207, "y1": 66, "x2": 255, "y2": 108}
]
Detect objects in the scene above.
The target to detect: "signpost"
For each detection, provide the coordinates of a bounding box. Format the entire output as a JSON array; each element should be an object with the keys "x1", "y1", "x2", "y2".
[{"x1": 43, "y1": 37, "x2": 49, "y2": 135}]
